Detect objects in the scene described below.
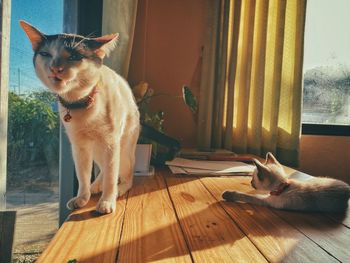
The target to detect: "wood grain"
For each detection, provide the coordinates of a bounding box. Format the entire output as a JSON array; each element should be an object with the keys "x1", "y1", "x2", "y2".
[
  {"x1": 38, "y1": 166, "x2": 350, "y2": 262},
  {"x1": 275, "y1": 209, "x2": 350, "y2": 262},
  {"x1": 38, "y1": 195, "x2": 127, "y2": 263},
  {"x1": 202, "y1": 176, "x2": 338, "y2": 263},
  {"x1": 117, "y1": 172, "x2": 192, "y2": 263},
  {"x1": 164, "y1": 171, "x2": 267, "y2": 262}
]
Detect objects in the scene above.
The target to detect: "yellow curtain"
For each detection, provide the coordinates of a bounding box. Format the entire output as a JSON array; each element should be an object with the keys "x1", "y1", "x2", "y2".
[{"x1": 197, "y1": 0, "x2": 306, "y2": 166}]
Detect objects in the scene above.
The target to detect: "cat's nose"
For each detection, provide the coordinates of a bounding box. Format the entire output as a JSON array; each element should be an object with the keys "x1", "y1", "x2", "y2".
[{"x1": 50, "y1": 66, "x2": 64, "y2": 74}]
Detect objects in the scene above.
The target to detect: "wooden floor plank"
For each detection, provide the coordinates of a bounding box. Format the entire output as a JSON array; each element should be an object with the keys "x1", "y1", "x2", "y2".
[
  {"x1": 275, "y1": 209, "x2": 350, "y2": 262},
  {"x1": 38, "y1": 166, "x2": 350, "y2": 262},
  {"x1": 201, "y1": 176, "x2": 338, "y2": 263},
  {"x1": 38, "y1": 195, "x2": 126, "y2": 263},
  {"x1": 117, "y1": 172, "x2": 192, "y2": 263},
  {"x1": 164, "y1": 172, "x2": 267, "y2": 263}
]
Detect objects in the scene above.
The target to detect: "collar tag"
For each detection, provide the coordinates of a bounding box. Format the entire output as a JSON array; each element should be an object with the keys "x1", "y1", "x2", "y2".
[
  {"x1": 58, "y1": 85, "x2": 98, "y2": 122},
  {"x1": 63, "y1": 110, "x2": 72, "y2": 122}
]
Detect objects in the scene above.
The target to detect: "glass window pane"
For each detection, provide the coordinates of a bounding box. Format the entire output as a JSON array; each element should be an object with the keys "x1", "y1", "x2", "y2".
[
  {"x1": 303, "y1": 0, "x2": 350, "y2": 125},
  {"x1": 7, "y1": 1, "x2": 63, "y2": 261}
]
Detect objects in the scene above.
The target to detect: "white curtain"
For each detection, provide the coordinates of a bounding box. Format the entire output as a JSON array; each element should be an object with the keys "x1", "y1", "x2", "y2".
[{"x1": 102, "y1": 0, "x2": 138, "y2": 78}]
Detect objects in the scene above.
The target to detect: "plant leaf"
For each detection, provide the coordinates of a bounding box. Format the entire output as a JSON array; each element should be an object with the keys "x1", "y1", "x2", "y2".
[
  {"x1": 132, "y1": 82, "x2": 149, "y2": 102},
  {"x1": 182, "y1": 86, "x2": 198, "y2": 114}
]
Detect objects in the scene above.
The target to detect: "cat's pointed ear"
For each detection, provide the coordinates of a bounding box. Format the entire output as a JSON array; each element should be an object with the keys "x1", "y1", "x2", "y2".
[
  {"x1": 89, "y1": 33, "x2": 119, "y2": 58},
  {"x1": 266, "y1": 152, "x2": 280, "y2": 165},
  {"x1": 19, "y1": 20, "x2": 46, "y2": 51},
  {"x1": 253, "y1": 159, "x2": 267, "y2": 180}
]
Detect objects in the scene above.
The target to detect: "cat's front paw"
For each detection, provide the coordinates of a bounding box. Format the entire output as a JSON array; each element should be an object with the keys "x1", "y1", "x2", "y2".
[
  {"x1": 222, "y1": 190, "x2": 238, "y2": 202},
  {"x1": 96, "y1": 198, "x2": 116, "y2": 214},
  {"x1": 66, "y1": 193, "x2": 91, "y2": 210}
]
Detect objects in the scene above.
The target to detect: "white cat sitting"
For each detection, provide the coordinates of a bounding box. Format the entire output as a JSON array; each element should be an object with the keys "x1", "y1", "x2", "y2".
[
  {"x1": 223, "y1": 152, "x2": 350, "y2": 213},
  {"x1": 20, "y1": 20, "x2": 140, "y2": 214}
]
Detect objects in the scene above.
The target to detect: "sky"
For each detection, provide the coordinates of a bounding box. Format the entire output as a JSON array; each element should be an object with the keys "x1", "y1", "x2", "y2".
[
  {"x1": 303, "y1": 0, "x2": 350, "y2": 70},
  {"x1": 9, "y1": 0, "x2": 63, "y2": 93}
]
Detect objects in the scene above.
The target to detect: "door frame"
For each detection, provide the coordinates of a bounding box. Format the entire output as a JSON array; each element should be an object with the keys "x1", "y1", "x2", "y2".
[{"x1": 0, "y1": 0, "x2": 11, "y2": 209}]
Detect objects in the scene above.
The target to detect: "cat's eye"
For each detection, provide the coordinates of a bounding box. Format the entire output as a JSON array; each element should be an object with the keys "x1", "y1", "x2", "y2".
[
  {"x1": 39, "y1": 51, "x2": 52, "y2": 57},
  {"x1": 68, "y1": 53, "x2": 84, "y2": 61}
]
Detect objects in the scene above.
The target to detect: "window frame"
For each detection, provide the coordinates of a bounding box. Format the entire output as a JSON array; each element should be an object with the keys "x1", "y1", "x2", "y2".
[
  {"x1": 0, "y1": 0, "x2": 11, "y2": 209},
  {"x1": 302, "y1": 123, "x2": 350, "y2": 136},
  {"x1": 59, "y1": 0, "x2": 103, "y2": 225},
  {"x1": 302, "y1": 1, "x2": 350, "y2": 137}
]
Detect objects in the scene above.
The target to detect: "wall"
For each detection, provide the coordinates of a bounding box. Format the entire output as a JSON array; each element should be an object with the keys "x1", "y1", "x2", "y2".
[
  {"x1": 128, "y1": 1, "x2": 350, "y2": 183},
  {"x1": 128, "y1": 0, "x2": 208, "y2": 147},
  {"x1": 299, "y1": 135, "x2": 350, "y2": 184}
]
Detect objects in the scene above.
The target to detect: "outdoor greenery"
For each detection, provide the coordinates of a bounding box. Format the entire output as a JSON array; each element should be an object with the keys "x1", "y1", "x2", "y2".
[{"x1": 7, "y1": 91, "x2": 59, "y2": 187}]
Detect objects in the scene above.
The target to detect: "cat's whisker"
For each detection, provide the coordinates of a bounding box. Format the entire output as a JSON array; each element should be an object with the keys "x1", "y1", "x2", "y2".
[
  {"x1": 71, "y1": 31, "x2": 97, "y2": 49},
  {"x1": 85, "y1": 31, "x2": 97, "y2": 39},
  {"x1": 69, "y1": 34, "x2": 76, "y2": 48},
  {"x1": 73, "y1": 36, "x2": 89, "y2": 49}
]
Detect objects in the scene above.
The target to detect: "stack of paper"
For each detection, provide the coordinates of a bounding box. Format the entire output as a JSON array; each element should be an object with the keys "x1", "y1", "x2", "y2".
[
  {"x1": 178, "y1": 148, "x2": 235, "y2": 160},
  {"x1": 166, "y1": 158, "x2": 255, "y2": 176}
]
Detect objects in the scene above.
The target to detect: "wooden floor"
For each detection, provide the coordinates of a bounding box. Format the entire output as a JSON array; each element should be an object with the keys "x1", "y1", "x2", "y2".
[{"x1": 39, "y1": 168, "x2": 350, "y2": 263}]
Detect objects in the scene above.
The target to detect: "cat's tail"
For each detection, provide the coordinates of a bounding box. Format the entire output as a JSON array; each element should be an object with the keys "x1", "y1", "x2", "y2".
[{"x1": 222, "y1": 191, "x2": 233, "y2": 201}]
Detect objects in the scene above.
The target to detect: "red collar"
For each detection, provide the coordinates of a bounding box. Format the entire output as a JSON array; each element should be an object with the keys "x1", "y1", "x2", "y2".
[
  {"x1": 58, "y1": 85, "x2": 98, "y2": 122},
  {"x1": 270, "y1": 182, "x2": 290, "y2": 196}
]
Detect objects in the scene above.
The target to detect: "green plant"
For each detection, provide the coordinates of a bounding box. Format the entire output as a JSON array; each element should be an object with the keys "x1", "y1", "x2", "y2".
[
  {"x1": 131, "y1": 82, "x2": 197, "y2": 164},
  {"x1": 132, "y1": 82, "x2": 165, "y2": 136},
  {"x1": 132, "y1": 82, "x2": 197, "y2": 132},
  {"x1": 7, "y1": 91, "x2": 59, "y2": 184},
  {"x1": 182, "y1": 86, "x2": 198, "y2": 114}
]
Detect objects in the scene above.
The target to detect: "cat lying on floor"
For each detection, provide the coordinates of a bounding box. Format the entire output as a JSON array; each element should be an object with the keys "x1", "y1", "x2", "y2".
[
  {"x1": 222, "y1": 153, "x2": 350, "y2": 213},
  {"x1": 20, "y1": 21, "x2": 140, "y2": 214}
]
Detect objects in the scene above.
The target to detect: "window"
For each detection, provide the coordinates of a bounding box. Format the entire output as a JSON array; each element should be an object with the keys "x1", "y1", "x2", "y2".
[
  {"x1": 302, "y1": 0, "x2": 350, "y2": 135},
  {"x1": 7, "y1": 0, "x2": 63, "y2": 261}
]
